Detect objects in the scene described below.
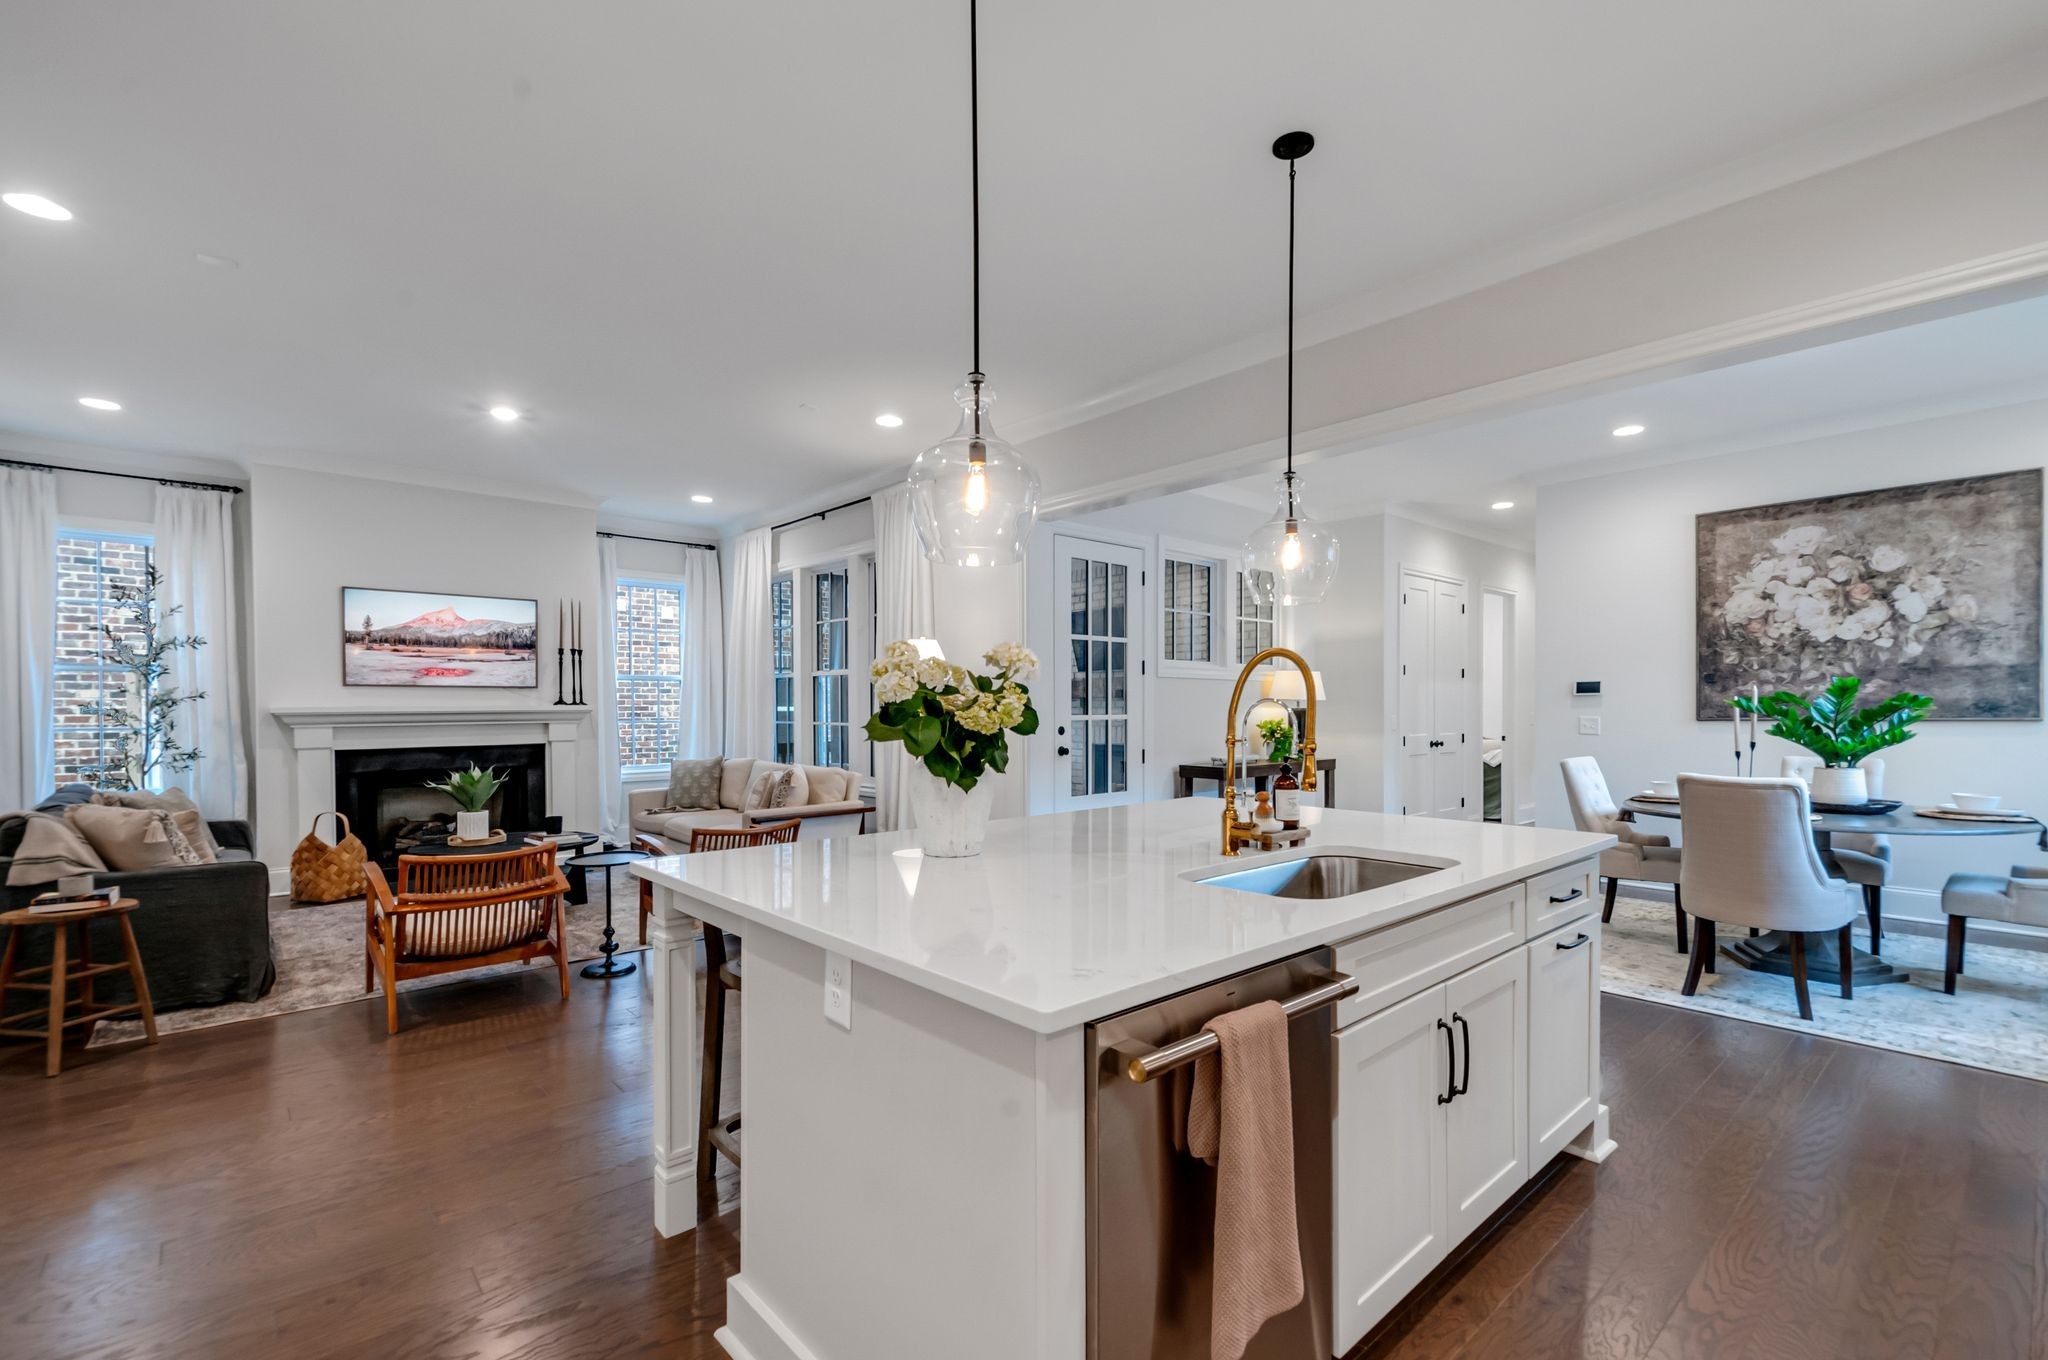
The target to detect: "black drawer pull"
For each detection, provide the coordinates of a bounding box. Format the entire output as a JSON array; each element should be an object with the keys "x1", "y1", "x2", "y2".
[
  {"x1": 1435, "y1": 1018, "x2": 1455, "y2": 1105},
  {"x1": 1556, "y1": 932, "x2": 1591, "y2": 951},
  {"x1": 1451, "y1": 1012, "x2": 1472, "y2": 1097},
  {"x1": 1548, "y1": 887, "x2": 1585, "y2": 904}
]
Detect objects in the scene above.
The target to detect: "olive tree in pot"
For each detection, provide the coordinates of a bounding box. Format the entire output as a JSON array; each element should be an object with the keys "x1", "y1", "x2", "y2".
[{"x1": 1730, "y1": 676, "x2": 1933, "y2": 805}]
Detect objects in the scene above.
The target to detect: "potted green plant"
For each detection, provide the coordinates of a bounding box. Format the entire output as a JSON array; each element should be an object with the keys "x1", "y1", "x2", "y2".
[
  {"x1": 1730, "y1": 676, "x2": 1932, "y2": 805},
  {"x1": 865, "y1": 641, "x2": 1038, "y2": 856},
  {"x1": 1256, "y1": 716, "x2": 1295, "y2": 763},
  {"x1": 425, "y1": 762, "x2": 508, "y2": 842}
]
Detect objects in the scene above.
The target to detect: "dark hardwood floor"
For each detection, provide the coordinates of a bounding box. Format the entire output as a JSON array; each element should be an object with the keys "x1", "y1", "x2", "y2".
[{"x1": 3, "y1": 961, "x2": 2043, "y2": 1359}]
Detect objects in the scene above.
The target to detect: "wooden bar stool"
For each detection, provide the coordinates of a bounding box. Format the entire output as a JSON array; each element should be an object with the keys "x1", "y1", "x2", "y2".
[
  {"x1": 0, "y1": 898, "x2": 158, "y2": 1077},
  {"x1": 688, "y1": 819, "x2": 801, "y2": 1188}
]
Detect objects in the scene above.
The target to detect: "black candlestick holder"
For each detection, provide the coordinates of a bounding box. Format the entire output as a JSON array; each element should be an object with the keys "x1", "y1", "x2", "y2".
[{"x1": 554, "y1": 644, "x2": 568, "y2": 705}]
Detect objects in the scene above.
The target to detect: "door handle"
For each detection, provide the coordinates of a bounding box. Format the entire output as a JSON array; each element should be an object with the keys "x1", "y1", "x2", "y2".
[
  {"x1": 1548, "y1": 887, "x2": 1585, "y2": 904},
  {"x1": 1057, "y1": 746, "x2": 1070, "y2": 756},
  {"x1": 1555, "y1": 932, "x2": 1592, "y2": 951},
  {"x1": 1451, "y1": 1012, "x2": 1471, "y2": 1097},
  {"x1": 1436, "y1": 1018, "x2": 1456, "y2": 1105}
]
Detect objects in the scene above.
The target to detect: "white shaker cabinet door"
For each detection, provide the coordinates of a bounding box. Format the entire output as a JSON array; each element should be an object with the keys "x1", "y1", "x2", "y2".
[
  {"x1": 1527, "y1": 924, "x2": 1600, "y2": 1164},
  {"x1": 1442, "y1": 947, "x2": 1528, "y2": 1243},
  {"x1": 1333, "y1": 986, "x2": 1451, "y2": 1355}
]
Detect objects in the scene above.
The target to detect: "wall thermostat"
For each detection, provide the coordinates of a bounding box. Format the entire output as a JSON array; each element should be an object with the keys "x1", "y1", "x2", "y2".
[{"x1": 1574, "y1": 680, "x2": 1602, "y2": 696}]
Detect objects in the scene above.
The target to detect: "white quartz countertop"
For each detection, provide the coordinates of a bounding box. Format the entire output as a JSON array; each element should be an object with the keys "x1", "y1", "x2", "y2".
[{"x1": 632, "y1": 801, "x2": 1612, "y2": 1034}]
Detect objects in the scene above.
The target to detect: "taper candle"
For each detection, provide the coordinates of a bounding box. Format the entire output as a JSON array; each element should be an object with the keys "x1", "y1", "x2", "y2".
[
  {"x1": 558, "y1": 599, "x2": 564, "y2": 644},
  {"x1": 1749, "y1": 683, "x2": 1759, "y2": 743}
]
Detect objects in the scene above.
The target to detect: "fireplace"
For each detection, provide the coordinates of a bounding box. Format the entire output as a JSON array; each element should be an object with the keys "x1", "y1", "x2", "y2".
[{"x1": 333, "y1": 743, "x2": 549, "y2": 869}]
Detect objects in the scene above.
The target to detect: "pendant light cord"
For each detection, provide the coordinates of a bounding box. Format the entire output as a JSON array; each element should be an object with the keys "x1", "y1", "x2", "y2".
[
  {"x1": 968, "y1": 0, "x2": 985, "y2": 439},
  {"x1": 1285, "y1": 156, "x2": 1297, "y2": 518}
]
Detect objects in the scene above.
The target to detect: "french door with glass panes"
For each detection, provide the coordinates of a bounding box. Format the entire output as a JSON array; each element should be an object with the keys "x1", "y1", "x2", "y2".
[{"x1": 1053, "y1": 535, "x2": 1146, "y2": 810}]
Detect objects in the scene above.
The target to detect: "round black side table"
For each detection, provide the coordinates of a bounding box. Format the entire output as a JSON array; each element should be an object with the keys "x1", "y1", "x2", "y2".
[{"x1": 568, "y1": 848, "x2": 649, "y2": 979}]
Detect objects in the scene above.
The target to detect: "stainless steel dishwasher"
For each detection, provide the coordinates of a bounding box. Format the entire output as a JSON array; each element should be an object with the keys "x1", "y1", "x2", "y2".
[{"x1": 1086, "y1": 947, "x2": 1357, "y2": 1359}]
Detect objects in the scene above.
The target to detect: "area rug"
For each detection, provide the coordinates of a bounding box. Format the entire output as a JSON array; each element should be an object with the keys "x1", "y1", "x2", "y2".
[
  {"x1": 87, "y1": 875, "x2": 648, "y2": 1046},
  {"x1": 1600, "y1": 891, "x2": 2048, "y2": 1083}
]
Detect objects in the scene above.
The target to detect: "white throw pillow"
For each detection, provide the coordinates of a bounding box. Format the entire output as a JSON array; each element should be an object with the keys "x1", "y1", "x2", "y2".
[
  {"x1": 719, "y1": 758, "x2": 758, "y2": 811},
  {"x1": 746, "y1": 764, "x2": 808, "y2": 811}
]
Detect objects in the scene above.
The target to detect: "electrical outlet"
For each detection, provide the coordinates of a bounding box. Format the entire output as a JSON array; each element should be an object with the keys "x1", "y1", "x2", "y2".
[
  {"x1": 1579, "y1": 715, "x2": 1602, "y2": 736},
  {"x1": 823, "y1": 951, "x2": 852, "y2": 1030}
]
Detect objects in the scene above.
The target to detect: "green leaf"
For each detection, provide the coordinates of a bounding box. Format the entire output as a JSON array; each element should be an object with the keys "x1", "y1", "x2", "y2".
[{"x1": 901, "y1": 712, "x2": 942, "y2": 757}]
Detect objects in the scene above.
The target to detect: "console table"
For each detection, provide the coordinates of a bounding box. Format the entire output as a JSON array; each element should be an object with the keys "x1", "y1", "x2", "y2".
[{"x1": 1173, "y1": 758, "x2": 1337, "y2": 806}]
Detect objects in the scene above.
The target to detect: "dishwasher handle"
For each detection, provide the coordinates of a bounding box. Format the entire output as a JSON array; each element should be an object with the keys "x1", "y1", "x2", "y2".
[{"x1": 1125, "y1": 971, "x2": 1358, "y2": 1083}]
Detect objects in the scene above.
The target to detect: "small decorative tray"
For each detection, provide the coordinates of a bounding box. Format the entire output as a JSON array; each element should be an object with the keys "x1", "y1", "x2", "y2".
[
  {"x1": 1632, "y1": 793, "x2": 1680, "y2": 804},
  {"x1": 1914, "y1": 807, "x2": 2036, "y2": 824},
  {"x1": 1810, "y1": 798, "x2": 1902, "y2": 815},
  {"x1": 447, "y1": 829, "x2": 508, "y2": 847}
]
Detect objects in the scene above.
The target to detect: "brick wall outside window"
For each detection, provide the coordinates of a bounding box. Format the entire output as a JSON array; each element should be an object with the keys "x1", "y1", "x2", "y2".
[
  {"x1": 615, "y1": 579, "x2": 684, "y2": 770},
  {"x1": 53, "y1": 532, "x2": 152, "y2": 788}
]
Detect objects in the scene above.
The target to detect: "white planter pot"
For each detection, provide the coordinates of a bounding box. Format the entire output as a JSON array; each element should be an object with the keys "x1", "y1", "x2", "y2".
[
  {"x1": 454, "y1": 809, "x2": 491, "y2": 841},
  {"x1": 908, "y1": 769, "x2": 998, "y2": 857},
  {"x1": 1808, "y1": 766, "x2": 1867, "y2": 807}
]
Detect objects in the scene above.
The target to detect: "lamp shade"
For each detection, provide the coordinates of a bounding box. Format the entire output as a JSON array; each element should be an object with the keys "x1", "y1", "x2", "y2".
[
  {"x1": 907, "y1": 638, "x2": 945, "y2": 660},
  {"x1": 1261, "y1": 669, "x2": 1327, "y2": 703}
]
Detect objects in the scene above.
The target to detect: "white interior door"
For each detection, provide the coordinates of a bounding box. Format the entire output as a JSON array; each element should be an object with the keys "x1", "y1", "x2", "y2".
[
  {"x1": 1398, "y1": 576, "x2": 1431, "y2": 816},
  {"x1": 1442, "y1": 949, "x2": 1527, "y2": 1242},
  {"x1": 1429, "y1": 578, "x2": 1468, "y2": 818},
  {"x1": 1052, "y1": 535, "x2": 1144, "y2": 811}
]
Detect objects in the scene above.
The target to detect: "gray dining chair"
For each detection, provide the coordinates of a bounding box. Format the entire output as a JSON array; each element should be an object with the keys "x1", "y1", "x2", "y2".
[
  {"x1": 1559, "y1": 756, "x2": 1689, "y2": 953},
  {"x1": 1677, "y1": 773, "x2": 1858, "y2": 1019},
  {"x1": 1780, "y1": 754, "x2": 1890, "y2": 953},
  {"x1": 1939, "y1": 866, "x2": 2048, "y2": 995}
]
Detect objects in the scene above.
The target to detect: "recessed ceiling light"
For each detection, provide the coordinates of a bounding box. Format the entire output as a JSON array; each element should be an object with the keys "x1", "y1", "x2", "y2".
[
  {"x1": 488, "y1": 405, "x2": 521, "y2": 423},
  {"x1": 77, "y1": 396, "x2": 122, "y2": 412},
  {"x1": 4, "y1": 192, "x2": 72, "y2": 221},
  {"x1": 691, "y1": 494, "x2": 714, "y2": 504},
  {"x1": 874, "y1": 413, "x2": 904, "y2": 428},
  {"x1": 1612, "y1": 423, "x2": 1646, "y2": 438},
  {"x1": 1490, "y1": 500, "x2": 1515, "y2": 510}
]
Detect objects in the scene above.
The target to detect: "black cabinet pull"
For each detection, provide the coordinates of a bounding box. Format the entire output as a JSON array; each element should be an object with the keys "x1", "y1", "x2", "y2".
[
  {"x1": 1435, "y1": 1018, "x2": 1455, "y2": 1105},
  {"x1": 1451, "y1": 1012, "x2": 1472, "y2": 1097},
  {"x1": 1548, "y1": 888, "x2": 1584, "y2": 904},
  {"x1": 1555, "y1": 932, "x2": 1592, "y2": 951}
]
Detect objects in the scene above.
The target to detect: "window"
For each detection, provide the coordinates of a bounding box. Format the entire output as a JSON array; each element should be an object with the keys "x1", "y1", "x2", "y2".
[
  {"x1": 1162, "y1": 557, "x2": 1214, "y2": 663},
  {"x1": 810, "y1": 568, "x2": 850, "y2": 767},
  {"x1": 771, "y1": 576, "x2": 795, "y2": 764},
  {"x1": 1236, "y1": 568, "x2": 1277, "y2": 662},
  {"x1": 53, "y1": 531, "x2": 153, "y2": 787},
  {"x1": 614, "y1": 579, "x2": 684, "y2": 771}
]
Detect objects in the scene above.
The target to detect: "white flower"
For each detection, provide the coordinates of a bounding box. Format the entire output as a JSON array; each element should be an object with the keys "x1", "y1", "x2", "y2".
[
  {"x1": 956, "y1": 694, "x2": 1004, "y2": 734},
  {"x1": 1771, "y1": 526, "x2": 1827, "y2": 556},
  {"x1": 1722, "y1": 588, "x2": 1770, "y2": 623},
  {"x1": 876, "y1": 670, "x2": 917, "y2": 704},
  {"x1": 1890, "y1": 585, "x2": 1928, "y2": 623},
  {"x1": 883, "y1": 640, "x2": 921, "y2": 669},
  {"x1": 1908, "y1": 573, "x2": 1944, "y2": 603},
  {"x1": 1825, "y1": 554, "x2": 1858, "y2": 583},
  {"x1": 1792, "y1": 593, "x2": 1838, "y2": 641},
  {"x1": 983, "y1": 641, "x2": 1038, "y2": 678},
  {"x1": 1950, "y1": 593, "x2": 1980, "y2": 622},
  {"x1": 1834, "y1": 601, "x2": 1893, "y2": 641},
  {"x1": 1868, "y1": 545, "x2": 1908, "y2": 573},
  {"x1": 1903, "y1": 638, "x2": 1924, "y2": 657},
  {"x1": 915, "y1": 656, "x2": 954, "y2": 690}
]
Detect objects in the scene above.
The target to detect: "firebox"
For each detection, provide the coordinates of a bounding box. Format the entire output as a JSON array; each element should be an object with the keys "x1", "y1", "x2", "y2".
[{"x1": 332, "y1": 743, "x2": 548, "y2": 869}]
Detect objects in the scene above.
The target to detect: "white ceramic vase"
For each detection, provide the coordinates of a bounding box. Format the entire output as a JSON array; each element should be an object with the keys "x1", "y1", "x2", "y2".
[
  {"x1": 454, "y1": 809, "x2": 491, "y2": 842},
  {"x1": 908, "y1": 768, "x2": 998, "y2": 857},
  {"x1": 1808, "y1": 766, "x2": 1867, "y2": 806}
]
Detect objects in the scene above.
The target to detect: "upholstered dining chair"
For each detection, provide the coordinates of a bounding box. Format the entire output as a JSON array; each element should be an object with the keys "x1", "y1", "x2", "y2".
[
  {"x1": 1780, "y1": 755, "x2": 1890, "y2": 953},
  {"x1": 635, "y1": 833, "x2": 669, "y2": 946},
  {"x1": 688, "y1": 818, "x2": 802, "y2": 1190},
  {"x1": 365, "y1": 845, "x2": 570, "y2": 1034},
  {"x1": 1559, "y1": 757, "x2": 1690, "y2": 953},
  {"x1": 1676, "y1": 774, "x2": 1858, "y2": 1020},
  {"x1": 1939, "y1": 866, "x2": 2048, "y2": 995}
]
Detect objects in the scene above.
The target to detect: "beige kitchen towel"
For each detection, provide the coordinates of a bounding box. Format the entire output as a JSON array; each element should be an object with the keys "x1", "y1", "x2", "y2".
[{"x1": 1185, "y1": 998, "x2": 1303, "y2": 1360}]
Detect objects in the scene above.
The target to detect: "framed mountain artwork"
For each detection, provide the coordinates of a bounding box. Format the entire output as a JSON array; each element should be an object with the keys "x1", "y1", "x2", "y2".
[
  {"x1": 1696, "y1": 470, "x2": 2042, "y2": 720},
  {"x1": 342, "y1": 587, "x2": 539, "y2": 687}
]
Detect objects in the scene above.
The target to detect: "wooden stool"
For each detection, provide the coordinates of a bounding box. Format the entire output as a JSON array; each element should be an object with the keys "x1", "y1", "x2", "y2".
[
  {"x1": 698, "y1": 921, "x2": 742, "y2": 1187},
  {"x1": 0, "y1": 899, "x2": 157, "y2": 1077}
]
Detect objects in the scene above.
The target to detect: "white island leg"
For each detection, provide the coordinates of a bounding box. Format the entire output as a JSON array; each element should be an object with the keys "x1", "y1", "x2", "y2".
[{"x1": 648, "y1": 886, "x2": 700, "y2": 1237}]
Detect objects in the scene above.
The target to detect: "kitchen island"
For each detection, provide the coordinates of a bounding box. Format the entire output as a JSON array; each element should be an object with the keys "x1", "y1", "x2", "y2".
[{"x1": 634, "y1": 800, "x2": 1614, "y2": 1360}]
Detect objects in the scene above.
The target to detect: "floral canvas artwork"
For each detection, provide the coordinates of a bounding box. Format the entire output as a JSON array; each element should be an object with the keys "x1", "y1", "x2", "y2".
[{"x1": 1696, "y1": 470, "x2": 2041, "y2": 720}]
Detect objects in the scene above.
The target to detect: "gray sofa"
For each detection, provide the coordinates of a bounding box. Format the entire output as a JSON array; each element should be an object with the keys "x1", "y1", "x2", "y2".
[
  {"x1": 631, "y1": 759, "x2": 872, "y2": 849},
  {"x1": 0, "y1": 787, "x2": 277, "y2": 1012}
]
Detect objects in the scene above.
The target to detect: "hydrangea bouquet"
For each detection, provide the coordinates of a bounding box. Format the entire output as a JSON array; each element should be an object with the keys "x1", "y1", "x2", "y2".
[{"x1": 865, "y1": 641, "x2": 1039, "y2": 792}]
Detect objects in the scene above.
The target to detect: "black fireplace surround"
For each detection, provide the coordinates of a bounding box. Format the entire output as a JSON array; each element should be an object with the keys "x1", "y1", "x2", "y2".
[{"x1": 334, "y1": 743, "x2": 548, "y2": 869}]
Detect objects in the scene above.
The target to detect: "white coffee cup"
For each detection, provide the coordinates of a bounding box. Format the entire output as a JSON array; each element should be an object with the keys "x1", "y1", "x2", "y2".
[
  {"x1": 1952, "y1": 792, "x2": 2001, "y2": 813},
  {"x1": 1648, "y1": 780, "x2": 1678, "y2": 798}
]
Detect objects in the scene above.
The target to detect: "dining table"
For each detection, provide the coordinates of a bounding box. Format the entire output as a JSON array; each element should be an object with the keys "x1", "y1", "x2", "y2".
[{"x1": 1618, "y1": 795, "x2": 2048, "y2": 988}]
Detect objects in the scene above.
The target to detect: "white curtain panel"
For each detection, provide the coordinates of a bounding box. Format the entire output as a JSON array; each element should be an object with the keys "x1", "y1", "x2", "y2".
[
  {"x1": 0, "y1": 467, "x2": 57, "y2": 810},
  {"x1": 723, "y1": 527, "x2": 775, "y2": 759},
  {"x1": 680, "y1": 545, "x2": 725, "y2": 760},
  {"x1": 872, "y1": 483, "x2": 935, "y2": 832},
  {"x1": 595, "y1": 537, "x2": 626, "y2": 844},
  {"x1": 153, "y1": 486, "x2": 250, "y2": 819}
]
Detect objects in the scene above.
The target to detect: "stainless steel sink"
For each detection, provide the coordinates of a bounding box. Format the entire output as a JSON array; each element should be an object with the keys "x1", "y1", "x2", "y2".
[{"x1": 1195, "y1": 853, "x2": 1444, "y2": 900}]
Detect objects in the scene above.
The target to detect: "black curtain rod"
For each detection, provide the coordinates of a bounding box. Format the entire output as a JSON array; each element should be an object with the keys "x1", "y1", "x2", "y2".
[
  {"x1": 0, "y1": 454, "x2": 244, "y2": 496},
  {"x1": 597, "y1": 530, "x2": 717, "y2": 551},
  {"x1": 771, "y1": 495, "x2": 873, "y2": 534}
]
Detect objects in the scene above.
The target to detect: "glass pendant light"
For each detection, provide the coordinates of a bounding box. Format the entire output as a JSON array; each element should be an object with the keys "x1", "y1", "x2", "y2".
[
  {"x1": 907, "y1": 0, "x2": 1040, "y2": 567},
  {"x1": 1245, "y1": 130, "x2": 1339, "y2": 606}
]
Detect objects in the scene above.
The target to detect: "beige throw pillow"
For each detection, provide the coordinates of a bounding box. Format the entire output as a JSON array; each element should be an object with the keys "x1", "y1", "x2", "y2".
[
  {"x1": 89, "y1": 786, "x2": 222, "y2": 859},
  {"x1": 4, "y1": 812, "x2": 107, "y2": 887},
  {"x1": 665, "y1": 756, "x2": 725, "y2": 810},
  {"x1": 746, "y1": 764, "x2": 808, "y2": 811},
  {"x1": 65, "y1": 803, "x2": 205, "y2": 872},
  {"x1": 719, "y1": 758, "x2": 758, "y2": 811}
]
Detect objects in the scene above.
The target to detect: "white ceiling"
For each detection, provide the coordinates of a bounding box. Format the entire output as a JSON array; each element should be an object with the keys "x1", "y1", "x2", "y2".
[
  {"x1": 4, "y1": 2, "x2": 2047, "y2": 530},
  {"x1": 1193, "y1": 288, "x2": 2048, "y2": 546}
]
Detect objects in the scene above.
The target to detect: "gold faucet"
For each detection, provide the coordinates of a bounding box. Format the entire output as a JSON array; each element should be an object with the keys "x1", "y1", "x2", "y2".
[{"x1": 1221, "y1": 647, "x2": 1318, "y2": 856}]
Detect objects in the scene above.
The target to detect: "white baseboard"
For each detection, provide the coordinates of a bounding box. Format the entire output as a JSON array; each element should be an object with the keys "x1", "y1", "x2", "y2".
[
  {"x1": 721, "y1": 1277, "x2": 825, "y2": 1360},
  {"x1": 268, "y1": 867, "x2": 291, "y2": 898},
  {"x1": 1615, "y1": 882, "x2": 2048, "y2": 952}
]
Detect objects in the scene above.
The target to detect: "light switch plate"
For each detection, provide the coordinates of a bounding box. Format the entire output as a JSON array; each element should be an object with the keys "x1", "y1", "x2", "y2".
[
  {"x1": 1579, "y1": 715, "x2": 1602, "y2": 736},
  {"x1": 823, "y1": 951, "x2": 852, "y2": 1030}
]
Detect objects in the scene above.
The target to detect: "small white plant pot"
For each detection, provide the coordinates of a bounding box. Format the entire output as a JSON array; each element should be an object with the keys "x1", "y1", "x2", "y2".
[
  {"x1": 1808, "y1": 766, "x2": 1867, "y2": 807},
  {"x1": 454, "y1": 809, "x2": 491, "y2": 841}
]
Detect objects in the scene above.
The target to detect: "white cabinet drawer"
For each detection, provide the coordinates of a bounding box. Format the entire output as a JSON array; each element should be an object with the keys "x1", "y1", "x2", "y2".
[
  {"x1": 1527, "y1": 860, "x2": 1596, "y2": 937},
  {"x1": 1335, "y1": 884, "x2": 1526, "y2": 1028},
  {"x1": 1526, "y1": 922, "x2": 1600, "y2": 1164}
]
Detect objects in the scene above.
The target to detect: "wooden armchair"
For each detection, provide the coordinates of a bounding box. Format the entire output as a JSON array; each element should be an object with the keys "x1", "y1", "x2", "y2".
[
  {"x1": 364, "y1": 845, "x2": 571, "y2": 1034},
  {"x1": 635, "y1": 833, "x2": 669, "y2": 947}
]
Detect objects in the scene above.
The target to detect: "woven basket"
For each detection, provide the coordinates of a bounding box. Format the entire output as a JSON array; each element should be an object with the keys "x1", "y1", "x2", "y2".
[{"x1": 291, "y1": 811, "x2": 368, "y2": 904}]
